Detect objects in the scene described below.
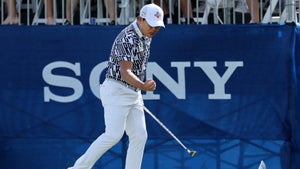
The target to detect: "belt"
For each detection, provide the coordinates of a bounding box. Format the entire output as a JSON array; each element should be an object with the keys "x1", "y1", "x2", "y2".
[{"x1": 106, "y1": 77, "x2": 140, "y2": 92}]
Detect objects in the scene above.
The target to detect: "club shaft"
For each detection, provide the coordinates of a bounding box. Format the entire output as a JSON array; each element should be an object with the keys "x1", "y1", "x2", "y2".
[{"x1": 143, "y1": 106, "x2": 190, "y2": 152}]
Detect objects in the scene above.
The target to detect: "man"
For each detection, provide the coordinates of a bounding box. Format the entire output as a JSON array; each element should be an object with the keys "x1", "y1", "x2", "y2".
[{"x1": 68, "y1": 3, "x2": 165, "y2": 169}]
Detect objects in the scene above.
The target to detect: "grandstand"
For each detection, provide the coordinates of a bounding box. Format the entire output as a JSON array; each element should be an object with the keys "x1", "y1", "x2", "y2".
[{"x1": 0, "y1": 0, "x2": 299, "y2": 25}]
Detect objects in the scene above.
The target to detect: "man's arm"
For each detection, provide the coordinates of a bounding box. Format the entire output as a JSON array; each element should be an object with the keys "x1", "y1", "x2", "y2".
[{"x1": 120, "y1": 60, "x2": 156, "y2": 91}]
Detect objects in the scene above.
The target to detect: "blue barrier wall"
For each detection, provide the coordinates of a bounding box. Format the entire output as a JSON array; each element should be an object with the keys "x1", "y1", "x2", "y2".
[
  {"x1": 292, "y1": 26, "x2": 300, "y2": 169},
  {"x1": 0, "y1": 24, "x2": 299, "y2": 169}
]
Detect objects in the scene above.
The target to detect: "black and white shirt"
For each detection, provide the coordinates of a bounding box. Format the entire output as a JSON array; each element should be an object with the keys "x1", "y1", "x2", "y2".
[{"x1": 106, "y1": 20, "x2": 152, "y2": 87}]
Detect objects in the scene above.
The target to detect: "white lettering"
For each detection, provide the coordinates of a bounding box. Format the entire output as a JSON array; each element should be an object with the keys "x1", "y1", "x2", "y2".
[
  {"x1": 89, "y1": 61, "x2": 108, "y2": 99},
  {"x1": 194, "y1": 61, "x2": 243, "y2": 99},
  {"x1": 42, "y1": 61, "x2": 243, "y2": 103},
  {"x1": 42, "y1": 61, "x2": 83, "y2": 103},
  {"x1": 144, "y1": 62, "x2": 191, "y2": 100}
]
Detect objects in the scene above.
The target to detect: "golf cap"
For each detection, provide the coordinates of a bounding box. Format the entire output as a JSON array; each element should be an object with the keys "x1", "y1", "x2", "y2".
[{"x1": 140, "y1": 3, "x2": 165, "y2": 28}]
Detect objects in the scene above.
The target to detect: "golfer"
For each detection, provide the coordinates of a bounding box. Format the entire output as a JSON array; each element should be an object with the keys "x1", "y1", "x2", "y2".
[{"x1": 68, "y1": 3, "x2": 165, "y2": 169}]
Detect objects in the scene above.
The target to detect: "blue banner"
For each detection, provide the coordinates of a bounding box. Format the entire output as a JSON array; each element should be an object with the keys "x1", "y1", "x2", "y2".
[
  {"x1": 0, "y1": 24, "x2": 298, "y2": 169},
  {"x1": 292, "y1": 26, "x2": 300, "y2": 169}
]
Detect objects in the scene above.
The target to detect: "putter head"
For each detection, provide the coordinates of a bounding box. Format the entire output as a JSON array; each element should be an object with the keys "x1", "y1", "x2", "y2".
[{"x1": 189, "y1": 150, "x2": 197, "y2": 157}]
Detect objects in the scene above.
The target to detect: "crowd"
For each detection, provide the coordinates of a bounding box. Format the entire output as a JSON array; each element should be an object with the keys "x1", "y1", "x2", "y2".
[
  {"x1": 1, "y1": 0, "x2": 118, "y2": 25},
  {"x1": 2, "y1": 0, "x2": 291, "y2": 25}
]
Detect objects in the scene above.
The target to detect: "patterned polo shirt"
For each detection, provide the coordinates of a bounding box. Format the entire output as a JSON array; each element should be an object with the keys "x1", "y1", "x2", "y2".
[{"x1": 106, "y1": 20, "x2": 152, "y2": 88}]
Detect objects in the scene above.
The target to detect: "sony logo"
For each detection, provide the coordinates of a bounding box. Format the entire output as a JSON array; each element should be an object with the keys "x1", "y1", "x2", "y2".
[{"x1": 42, "y1": 61, "x2": 243, "y2": 103}]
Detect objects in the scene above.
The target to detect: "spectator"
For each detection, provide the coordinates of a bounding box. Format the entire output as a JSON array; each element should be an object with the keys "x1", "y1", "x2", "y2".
[
  {"x1": 104, "y1": 0, "x2": 116, "y2": 25},
  {"x1": 246, "y1": 0, "x2": 260, "y2": 23},
  {"x1": 3, "y1": 0, "x2": 19, "y2": 25},
  {"x1": 154, "y1": 0, "x2": 195, "y2": 24},
  {"x1": 65, "y1": 0, "x2": 79, "y2": 24},
  {"x1": 65, "y1": 0, "x2": 116, "y2": 25},
  {"x1": 46, "y1": 0, "x2": 55, "y2": 25}
]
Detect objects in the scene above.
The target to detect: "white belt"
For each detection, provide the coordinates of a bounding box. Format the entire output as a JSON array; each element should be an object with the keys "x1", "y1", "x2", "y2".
[{"x1": 106, "y1": 77, "x2": 140, "y2": 92}]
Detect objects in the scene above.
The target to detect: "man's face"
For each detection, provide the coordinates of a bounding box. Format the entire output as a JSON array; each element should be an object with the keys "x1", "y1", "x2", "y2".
[{"x1": 138, "y1": 18, "x2": 161, "y2": 38}]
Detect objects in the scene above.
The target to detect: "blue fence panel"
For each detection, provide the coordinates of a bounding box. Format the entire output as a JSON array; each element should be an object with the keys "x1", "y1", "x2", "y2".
[
  {"x1": 0, "y1": 24, "x2": 298, "y2": 169},
  {"x1": 291, "y1": 26, "x2": 300, "y2": 169}
]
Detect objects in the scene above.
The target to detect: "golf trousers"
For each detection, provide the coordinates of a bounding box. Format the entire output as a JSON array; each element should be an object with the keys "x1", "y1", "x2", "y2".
[{"x1": 70, "y1": 79, "x2": 147, "y2": 169}]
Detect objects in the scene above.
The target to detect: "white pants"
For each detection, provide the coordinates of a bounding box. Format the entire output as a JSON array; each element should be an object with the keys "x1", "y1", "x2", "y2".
[{"x1": 69, "y1": 79, "x2": 147, "y2": 169}]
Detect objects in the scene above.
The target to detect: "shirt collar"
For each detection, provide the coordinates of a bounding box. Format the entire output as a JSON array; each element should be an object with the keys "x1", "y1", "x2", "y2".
[{"x1": 132, "y1": 20, "x2": 149, "y2": 40}]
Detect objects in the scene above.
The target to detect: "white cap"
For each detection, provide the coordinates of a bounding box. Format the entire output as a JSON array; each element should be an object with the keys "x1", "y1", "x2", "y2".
[{"x1": 140, "y1": 3, "x2": 165, "y2": 28}]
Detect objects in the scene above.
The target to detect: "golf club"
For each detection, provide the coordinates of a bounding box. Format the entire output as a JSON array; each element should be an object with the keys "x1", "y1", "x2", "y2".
[{"x1": 143, "y1": 106, "x2": 197, "y2": 157}]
